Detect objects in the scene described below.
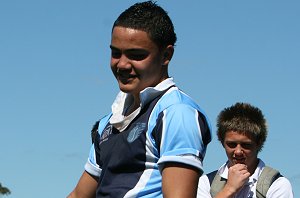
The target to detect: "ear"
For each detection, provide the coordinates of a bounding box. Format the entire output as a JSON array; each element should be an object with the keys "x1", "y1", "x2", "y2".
[{"x1": 162, "y1": 45, "x2": 174, "y2": 66}]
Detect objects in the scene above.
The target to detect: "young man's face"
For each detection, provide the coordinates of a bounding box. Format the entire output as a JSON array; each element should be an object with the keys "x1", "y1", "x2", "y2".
[
  {"x1": 110, "y1": 27, "x2": 169, "y2": 97},
  {"x1": 223, "y1": 131, "x2": 259, "y2": 174}
]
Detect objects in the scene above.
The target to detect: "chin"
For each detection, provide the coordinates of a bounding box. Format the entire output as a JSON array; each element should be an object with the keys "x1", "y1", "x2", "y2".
[
  {"x1": 119, "y1": 87, "x2": 131, "y2": 93},
  {"x1": 118, "y1": 82, "x2": 145, "y2": 97},
  {"x1": 118, "y1": 84, "x2": 134, "y2": 94}
]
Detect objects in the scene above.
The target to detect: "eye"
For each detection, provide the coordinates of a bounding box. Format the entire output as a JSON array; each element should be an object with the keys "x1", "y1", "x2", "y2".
[
  {"x1": 127, "y1": 52, "x2": 148, "y2": 61},
  {"x1": 241, "y1": 143, "x2": 253, "y2": 150},
  {"x1": 111, "y1": 49, "x2": 121, "y2": 59},
  {"x1": 226, "y1": 142, "x2": 237, "y2": 148}
]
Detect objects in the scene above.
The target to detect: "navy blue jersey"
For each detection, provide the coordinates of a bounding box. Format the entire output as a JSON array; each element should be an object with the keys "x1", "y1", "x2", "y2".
[{"x1": 85, "y1": 80, "x2": 211, "y2": 198}]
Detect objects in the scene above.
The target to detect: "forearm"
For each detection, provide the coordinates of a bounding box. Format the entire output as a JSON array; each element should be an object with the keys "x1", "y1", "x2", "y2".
[
  {"x1": 214, "y1": 185, "x2": 237, "y2": 198},
  {"x1": 67, "y1": 171, "x2": 98, "y2": 198}
]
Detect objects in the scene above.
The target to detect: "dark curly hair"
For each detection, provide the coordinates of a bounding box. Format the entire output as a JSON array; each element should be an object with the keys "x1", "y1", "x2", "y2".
[
  {"x1": 112, "y1": 1, "x2": 177, "y2": 49},
  {"x1": 217, "y1": 102, "x2": 268, "y2": 152}
]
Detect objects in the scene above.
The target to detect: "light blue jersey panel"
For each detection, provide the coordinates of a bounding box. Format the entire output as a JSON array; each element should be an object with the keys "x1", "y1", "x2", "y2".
[{"x1": 148, "y1": 87, "x2": 211, "y2": 171}]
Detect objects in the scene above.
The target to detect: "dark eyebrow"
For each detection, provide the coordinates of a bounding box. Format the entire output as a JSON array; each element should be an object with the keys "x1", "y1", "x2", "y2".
[
  {"x1": 110, "y1": 45, "x2": 119, "y2": 51},
  {"x1": 110, "y1": 45, "x2": 148, "y2": 54},
  {"x1": 225, "y1": 140, "x2": 253, "y2": 144}
]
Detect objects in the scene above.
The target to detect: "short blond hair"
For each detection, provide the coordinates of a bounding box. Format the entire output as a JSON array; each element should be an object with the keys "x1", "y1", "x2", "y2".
[{"x1": 217, "y1": 102, "x2": 267, "y2": 152}]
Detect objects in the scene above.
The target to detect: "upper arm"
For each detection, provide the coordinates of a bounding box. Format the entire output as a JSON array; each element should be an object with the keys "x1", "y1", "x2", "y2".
[
  {"x1": 162, "y1": 163, "x2": 200, "y2": 198},
  {"x1": 67, "y1": 171, "x2": 98, "y2": 198}
]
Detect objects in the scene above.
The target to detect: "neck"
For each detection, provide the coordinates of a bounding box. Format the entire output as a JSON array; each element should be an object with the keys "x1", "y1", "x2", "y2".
[
  {"x1": 125, "y1": 97, "x2": 140, "y2": 116},
  {"x1": 249, "y1": 158, "x2": 259, "y2": 175}
]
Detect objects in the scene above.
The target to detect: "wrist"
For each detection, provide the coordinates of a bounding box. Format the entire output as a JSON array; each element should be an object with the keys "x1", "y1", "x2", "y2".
[{"x1": 218, "y1": 185, "x2": 238, "y2": 198}]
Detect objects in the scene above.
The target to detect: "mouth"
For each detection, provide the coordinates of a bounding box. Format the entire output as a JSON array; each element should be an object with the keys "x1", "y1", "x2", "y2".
[
  {"x1": 233, "y1": 158, "x2": 246, "y2": 164},
  {"x1": 117, "y1": 73, "x2": 137, "y2": 83}
]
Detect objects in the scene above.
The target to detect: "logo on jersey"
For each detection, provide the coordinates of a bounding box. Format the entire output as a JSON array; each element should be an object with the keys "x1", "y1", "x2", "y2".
[
  {"x1": 127, "y1": 123, "x2": 146, "y2": 143},
  {"x1": 99, "y1": 125, "x2": 113, "y2": 145}
]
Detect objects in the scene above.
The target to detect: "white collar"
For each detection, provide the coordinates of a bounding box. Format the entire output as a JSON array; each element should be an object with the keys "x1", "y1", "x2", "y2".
[{"x1": 109, "y1": 78, "x2": 176, "y2": 131}]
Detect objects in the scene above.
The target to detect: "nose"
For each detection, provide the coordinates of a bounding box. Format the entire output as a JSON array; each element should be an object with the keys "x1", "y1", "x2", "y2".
[
  {"x1": 116, "y1": 54, "x2": 131, "y2": 70},
  {"x1": 234, "y1": 144, "x2": 243, "y2": 155}
]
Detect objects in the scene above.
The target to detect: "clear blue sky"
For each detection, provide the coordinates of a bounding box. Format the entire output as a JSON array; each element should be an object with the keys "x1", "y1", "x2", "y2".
[{"x1": 1, "y1": 0, "x2": 299, "y2": 197}]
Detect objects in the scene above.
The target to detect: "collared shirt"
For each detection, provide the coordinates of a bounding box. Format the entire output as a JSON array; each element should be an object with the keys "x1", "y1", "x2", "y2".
[
  {"x1": 197, "y1": 159, "x2": 294, "y2": 198},
  {"x1": 110, "y1": 78, "x2": 176, "y2": 132}
]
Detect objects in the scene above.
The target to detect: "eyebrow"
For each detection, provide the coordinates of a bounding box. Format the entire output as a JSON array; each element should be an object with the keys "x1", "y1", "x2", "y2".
[
  {"x1": 109, "y1": 45, "x2": 148, "y2": 53},
  {"x1": 225, "y1": 140, "x2": 253, "y2": 144},
  {"x1": 110, "y1": 45, "x2": 119, "y2": 51}
]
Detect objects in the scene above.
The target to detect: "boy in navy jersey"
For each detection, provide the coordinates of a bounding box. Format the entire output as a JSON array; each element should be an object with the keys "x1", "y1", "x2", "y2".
[{"x1": 68, "y1": 1, "x2": 211, "y2": 197}]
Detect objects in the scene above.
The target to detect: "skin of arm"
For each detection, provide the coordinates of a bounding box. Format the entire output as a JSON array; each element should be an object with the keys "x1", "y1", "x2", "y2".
[
  {"x1": 162, "y1": 163, "x2": 201, "y2": 198},
  {"x1": 67, "y1": 171, "x2": 98, "y2": 198},
  {"x1": 215, "y1": 164, "x2": 250, "y2": 198}
]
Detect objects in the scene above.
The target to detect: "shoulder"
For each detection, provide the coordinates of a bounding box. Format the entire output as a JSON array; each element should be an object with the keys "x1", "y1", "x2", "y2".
[
  {"x1": 158, "y1": 87, "x2": 198, "y2": 108},
  {"x1": 98, "y1": 114, "x2": 112, "y2": 129},
  {"x1": 158, "y1": 87, "x2": 209, "y2": 121},
  {"x1": 197, "y1": 174, "x2": 212, "y2": 198},
  {"x1": 267, "y1": 176, "x2": 294, "y2": 197},
  {"x1": 152, "y1": 87, "x2": 203, "y2": 119},
  {"x1": 199, "y1": 174, "x2": 210, "y2": 186}
]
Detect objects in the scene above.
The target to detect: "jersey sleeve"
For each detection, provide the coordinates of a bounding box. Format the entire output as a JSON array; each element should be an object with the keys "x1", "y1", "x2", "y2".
[
  {"x1": 84, "y1": 144, "x2": 102, "y2": 177},
  {"x1": 156, "y1": 103, "x2": 211, "y2": 172},
  {"x1": 84, "y1": 114, "x2": 112, "y2": 177}
]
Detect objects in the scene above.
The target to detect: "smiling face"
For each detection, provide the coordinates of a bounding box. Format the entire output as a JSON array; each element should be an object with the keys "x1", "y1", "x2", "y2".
[
  {"x1": 110, "y1": 27, "x2": 172, "y2": 99},
  {"x1": 223, "y1": 131, "x2": 259, "y2": 174}
]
